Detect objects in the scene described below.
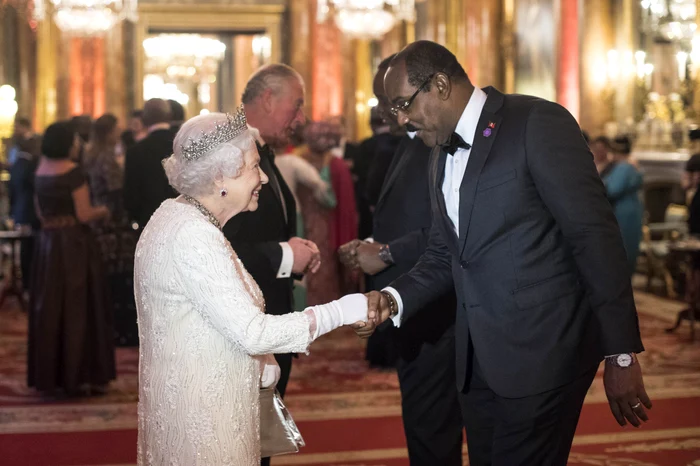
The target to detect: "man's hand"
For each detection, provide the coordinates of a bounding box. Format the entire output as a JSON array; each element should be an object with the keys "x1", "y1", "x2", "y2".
[
  {"x1": 338, "y1": 239, "x2": 364, "y2": 269},
  {"x1": 604, "y1": 359, "x2": 652, "y2": 428},
  {"x1": 351, "y1": 291, "x2": 392, "y2": 339},
  {"x1": 304, "y1": 240, "x2": 322, "y2": 274},
  {"x1": 357, "y1": 242, "x2": 389, "y2": 275},
  {"x1": 289, "y1": 237, "x2": 321, "y2": 274}
]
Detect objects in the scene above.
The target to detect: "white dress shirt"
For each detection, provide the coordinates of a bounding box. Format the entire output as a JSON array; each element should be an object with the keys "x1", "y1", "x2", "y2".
[
  {"x1": 249, "y1": 126, "x2": 294, "y2": 279},
  {"x1": 386, "y1": 87, "x2": 488, "y2": 326}
]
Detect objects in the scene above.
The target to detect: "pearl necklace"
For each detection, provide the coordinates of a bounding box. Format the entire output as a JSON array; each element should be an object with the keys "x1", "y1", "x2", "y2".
[{"x1": 183, "y1": 195, "x2": 222, "y2": 230}]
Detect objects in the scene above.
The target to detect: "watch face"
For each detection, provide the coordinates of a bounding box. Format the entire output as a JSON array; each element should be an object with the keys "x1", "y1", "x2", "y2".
[{"x1": 617, "y1": 353, "x2": 633, "y2": 367}]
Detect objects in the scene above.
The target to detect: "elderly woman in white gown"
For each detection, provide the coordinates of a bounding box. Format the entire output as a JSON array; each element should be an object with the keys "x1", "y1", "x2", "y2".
[{"x1": 134, "y1": 108, "x2": 368, "y2": 465}]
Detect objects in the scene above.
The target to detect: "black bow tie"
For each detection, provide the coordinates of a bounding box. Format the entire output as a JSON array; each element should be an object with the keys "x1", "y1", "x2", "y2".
[
  {"x1": 441, "y1": 132, "x2": 471, "y2": 155},
  {"x1": 257, "y1": 142, "x2": 275, "y2": 160}
]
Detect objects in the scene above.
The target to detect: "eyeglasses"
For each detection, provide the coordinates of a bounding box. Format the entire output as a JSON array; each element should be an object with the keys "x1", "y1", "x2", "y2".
[{"x1": 390, "y1": 74, "x2": 435, "y2": 117}]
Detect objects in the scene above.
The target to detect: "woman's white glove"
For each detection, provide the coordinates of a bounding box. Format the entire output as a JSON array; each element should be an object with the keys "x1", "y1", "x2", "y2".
[
  {"x1": 259, "y1": 354, "x2": 281, "y2": 389},
  {"x1": 309, "y1": 293, "x2": 368, "y2": 339}
]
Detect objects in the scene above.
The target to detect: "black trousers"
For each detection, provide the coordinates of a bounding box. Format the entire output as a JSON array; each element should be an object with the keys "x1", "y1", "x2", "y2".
[
  {"x1": 459, "y1": 357, "x2": 596, "y2": 466},
  {"x1": 397, "y1": 327, "x2": 463, "y2": 466},
  {"x1": 261, "y1": 352, "x2": 293, "y2": 466}
]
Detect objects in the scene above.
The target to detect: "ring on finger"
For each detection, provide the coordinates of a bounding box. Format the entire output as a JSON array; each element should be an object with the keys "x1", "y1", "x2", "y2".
[{"x1": 631, "y1": 401, "x2": 642, "y2": 409}]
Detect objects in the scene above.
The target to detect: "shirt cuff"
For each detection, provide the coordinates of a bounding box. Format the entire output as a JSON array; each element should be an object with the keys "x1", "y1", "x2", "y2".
[
  {"x1": 277, "y1": 242, "x2": 293, "y2": 278},
  {"x1": 382, "y1": 286, "x2": 404, "y2": 328}
]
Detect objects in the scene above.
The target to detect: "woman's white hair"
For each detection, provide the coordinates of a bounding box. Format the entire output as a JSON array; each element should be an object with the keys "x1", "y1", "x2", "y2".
[{"x1": 163, "y1": 112, "x2": 256, "y2": 197}]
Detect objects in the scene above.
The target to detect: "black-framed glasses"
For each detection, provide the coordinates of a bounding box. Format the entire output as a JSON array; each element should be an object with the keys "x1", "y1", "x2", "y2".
[{"x1": 390, "y1": 74, "x2": 435, "y2": 117}]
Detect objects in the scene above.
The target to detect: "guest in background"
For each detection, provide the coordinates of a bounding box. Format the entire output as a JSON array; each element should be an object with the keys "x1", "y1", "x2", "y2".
[
  {"x1": 123, "y1": 98, "x2": 177, "y2": 233},
  {"x1": 603, "y1": 136, "x2": 644, "y2": 275},
  {"x1": 85, "y1": 113, "x2": 139, "y2": 346},
  {"x1": 7, "y1": 117, "x2": 35, "y2": 167},
  {"x1": 8, "y1": 135, "x2": 41, "y2": 291},
  {"x1": 300, "y1": 121, "x2": 358, "y2": 305},
  {"x1": 690, "y1": 128, "x2": 700, "y2": 154},
  {"x1": 70, "y1": 115, "x2": 92, "y2": 164},
  {"x1": 591, "y1": 136, "x2": 614, "y2": 176},
  {"x1": 326, "y1": 115, "x2": 358, "y2": 161},
  {"x1": 120, "y1": 110, "x2": 147, "y2": 151},
  {"x1": 684, "y1": 154, "x2": 700, "y2": 235},
  {"x1": 277, "y1": 127, "x2": 337, "y2": 311},
  {"x1": 353, "y1": 107, "x2": 404, "y2": 239},
  {"x1": 168, "y1": 99, "x2": 186, "y2": 135},
  {"x1": 29, "y1": 121, "x2": 115, "y2": 396},
  {"x1": 85, "y1": 114, "x2": 124, "y2": 213}
]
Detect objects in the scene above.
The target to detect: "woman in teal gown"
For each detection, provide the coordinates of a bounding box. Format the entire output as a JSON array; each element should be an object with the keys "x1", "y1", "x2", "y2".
[{"x1": 601, "y1": 136, "x2": 644, "y2": 275}]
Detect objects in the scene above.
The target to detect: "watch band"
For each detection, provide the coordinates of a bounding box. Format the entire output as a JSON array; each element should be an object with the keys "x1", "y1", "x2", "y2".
[
  {"x1": 378, "y1": 244, "x2": 394, "y2": 265},
  {"x1": 605, "y1": 353, "x2": 637, "y2": 368}
]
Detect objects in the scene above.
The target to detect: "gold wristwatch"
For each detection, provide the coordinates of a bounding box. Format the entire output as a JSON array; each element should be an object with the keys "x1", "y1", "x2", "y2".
[{"x1": 380, "y1": 290, "x2": 399, "y2": 318}]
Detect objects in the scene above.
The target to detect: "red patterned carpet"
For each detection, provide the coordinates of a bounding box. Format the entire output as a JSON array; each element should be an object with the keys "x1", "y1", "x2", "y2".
[{"x1": 0, "y1": 290, "x2": 699, "y2": 465}]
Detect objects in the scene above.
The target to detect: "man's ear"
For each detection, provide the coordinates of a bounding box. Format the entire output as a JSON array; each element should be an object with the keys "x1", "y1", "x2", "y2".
[
  {"x1": 261, "y1": 88, "x2": 274, "y2": 114},
  {"x1": 434, "y1": 73, "x2": 452, "y2": 101}
]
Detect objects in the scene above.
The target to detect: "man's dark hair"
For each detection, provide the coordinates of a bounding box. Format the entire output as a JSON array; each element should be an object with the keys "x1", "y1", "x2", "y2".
[
  {"x1": 593, "y1": 135, "x2": 611, "y2": 148},
  {"x1": 392, "y1": 40, "x2": 468, "y2": 91},
  {"x1": 142, "y1": 98, "x2": 171, "y2": 127},
  {"x1": 377, "y1": 54, "x2": 397, "y2": 72},
  {"x1": 168, "y1": 99, "x2": 185, "y2": 122}
]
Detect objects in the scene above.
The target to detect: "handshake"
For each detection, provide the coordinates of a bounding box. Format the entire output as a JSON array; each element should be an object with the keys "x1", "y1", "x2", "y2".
[
  {"x1": 289, "y1": 237, "x2": 321, "y2": 275},
  {"x1": 338, "y1": 239, "x2": 391, "y2": 276},
  {"x1": 329, "y1": 292, "x2": 398, "y2": 339}
]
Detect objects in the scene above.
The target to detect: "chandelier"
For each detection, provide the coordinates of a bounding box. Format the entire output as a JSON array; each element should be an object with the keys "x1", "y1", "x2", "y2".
[
  {"x1": 317, "y1": 0, "x2": 415, "y2": 39},
  {"x1": 143, "y1": 34, "x2": 226, "y2": 62},
  {"x1": 33, "y1": 0, "x2": 137, "y2": 36},
  {"x1": 641, "y1": 0, "x2": 696, "y2": 44}
]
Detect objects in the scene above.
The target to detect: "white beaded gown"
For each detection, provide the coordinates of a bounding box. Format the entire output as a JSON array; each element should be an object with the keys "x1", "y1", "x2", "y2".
[{"x1": 135, "y1": 198, "x2": 314, "y2": 465}]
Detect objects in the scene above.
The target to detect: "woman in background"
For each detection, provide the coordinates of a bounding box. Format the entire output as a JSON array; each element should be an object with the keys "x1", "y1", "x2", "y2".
[
  {"x1": 85, "y1": 114, "x2": 139, "y2": 346},
  {"x1": 29, "y1": 121, "x2": 115, "y2": 396},
  {"x1": 298, "y1": 121, "x2": 358, "y2": 305},
  {"x1": 602, "y1": 136, "x2": 644, "y2": 275}
]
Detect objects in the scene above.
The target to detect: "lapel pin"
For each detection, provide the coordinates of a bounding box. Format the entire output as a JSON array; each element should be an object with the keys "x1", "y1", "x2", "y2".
[{"x1": 483, "y1": 121, "x2": 496, "y2": 137}]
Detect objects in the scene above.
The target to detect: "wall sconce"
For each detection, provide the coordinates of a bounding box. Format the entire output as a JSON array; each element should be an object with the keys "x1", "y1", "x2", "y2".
[
  {"x1": 0, "y1": 84, "x2": 19, "y2": 165},
  {"x1": 0, "y1": 85, "x2": 19, "y2": 138}
]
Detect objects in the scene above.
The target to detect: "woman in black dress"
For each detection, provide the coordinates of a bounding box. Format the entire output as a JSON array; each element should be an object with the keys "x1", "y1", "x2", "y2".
[{"x1": 28, "y1": 121, "x2": 115, "y2": 396}]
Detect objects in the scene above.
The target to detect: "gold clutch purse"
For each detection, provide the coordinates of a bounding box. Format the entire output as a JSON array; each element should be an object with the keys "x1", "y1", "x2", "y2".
[{"x1": 260, "y1": 387, "x2": 305, "y2": 458}]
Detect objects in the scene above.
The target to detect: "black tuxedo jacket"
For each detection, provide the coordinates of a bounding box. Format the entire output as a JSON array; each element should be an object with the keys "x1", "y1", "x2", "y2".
[
  {"x1": 223, "y1": 148, "x2": 297, "y2": 317},
  {"x1": 123, "y1": 129, "x2": 177, "y2": 230},
  {"x1": 371, "y1": 135, "x2": 456, "y2": 360},
  {"x1": 391, "y1": 87, "x2": 644, "y2": 397}
]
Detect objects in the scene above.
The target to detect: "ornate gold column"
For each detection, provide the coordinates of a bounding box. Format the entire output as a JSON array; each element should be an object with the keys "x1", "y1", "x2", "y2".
[
  {"x1": 579, "y1": 0, "x2": 615, "y2": 135},
  {"x1": 694, "y1": 0, "x2": 700, "y2": 119},
  {"x1": 354, "y1": 38, "x2": 372, "y2": 141},
  {"x1": 105, "y1": 24, "x2": 126, "y2": 122},
  {"x1": 557, "y1": 0, "x2": 580, "y2": 119},
  {"x1": 462, "y1": 0, "x2": 503, "y2": 88},
  {"x1": 613, "y1": 0, "x2": 637, "y2": 125},
  {"x1": 311, "y1": 11, "x2": 343, "y2": 121},
  {"x1": 289, "y1": 0, "x2": 313, "y2": 116},
  {"x1": 502, "y1": 0, "x2": 515, "y2": 94},
  {"x1": 34, "y1": 15, "x2": 58, "y2": 130}
]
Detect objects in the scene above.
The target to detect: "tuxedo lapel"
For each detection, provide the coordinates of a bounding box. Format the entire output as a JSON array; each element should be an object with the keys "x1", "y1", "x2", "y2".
[
  {"x1": 376, "y1": 137, "x2": 412, "y2": 211},
  {"x1": 257, "y1": 143, "x2": 290, "y2": 226},
  {"x1": 458, "y1": 88, "x2": 504, "y2": 255}
]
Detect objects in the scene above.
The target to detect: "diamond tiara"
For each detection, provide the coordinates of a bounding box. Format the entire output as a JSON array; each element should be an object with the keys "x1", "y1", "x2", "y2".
[{"x1": 180, "y1": 106, "x2": 248, "y2": 161}]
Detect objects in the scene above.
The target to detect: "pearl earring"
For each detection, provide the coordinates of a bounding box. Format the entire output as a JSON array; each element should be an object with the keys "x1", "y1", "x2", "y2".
[{"x1": 220, "y1": 188, "x2": 228, "y2": 197}]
